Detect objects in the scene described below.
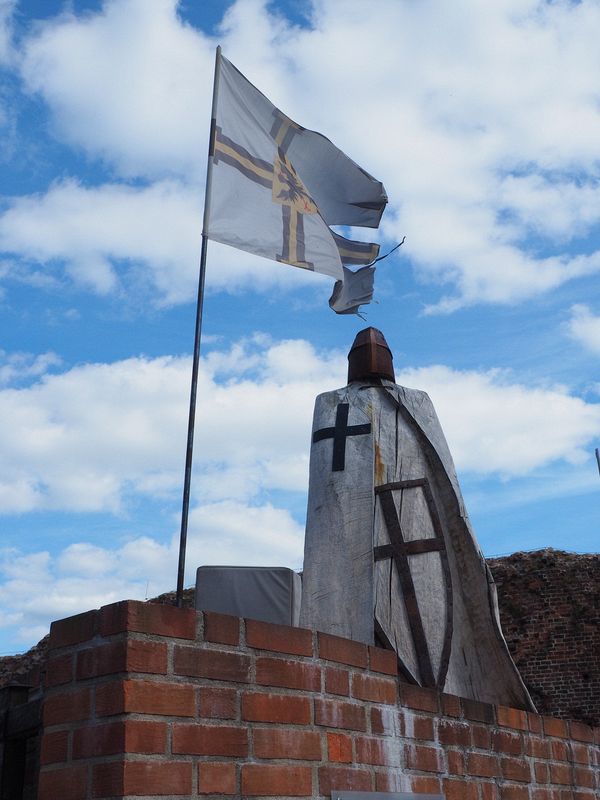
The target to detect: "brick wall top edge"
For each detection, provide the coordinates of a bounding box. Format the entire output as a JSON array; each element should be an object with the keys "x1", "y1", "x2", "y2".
[
  {"x1": 99, "y1": 600, "x2": 196, "y2": 640},
  {"x1": 49, "y1": 608, "x2": 99, "y2": 649},
  {"x1": 43, "y1": 602, "x2": 599, "y2": 737}
]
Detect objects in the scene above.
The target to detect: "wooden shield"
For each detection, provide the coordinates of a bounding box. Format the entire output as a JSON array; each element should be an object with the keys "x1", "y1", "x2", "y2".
[{"x1": 373, "y1": 478, "x2": 453, "y2": 689}]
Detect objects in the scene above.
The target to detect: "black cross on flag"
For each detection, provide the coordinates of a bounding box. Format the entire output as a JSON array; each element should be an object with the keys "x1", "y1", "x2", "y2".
[{"x1": 205, "y1": 52, "x2": 387, "y2": 285}]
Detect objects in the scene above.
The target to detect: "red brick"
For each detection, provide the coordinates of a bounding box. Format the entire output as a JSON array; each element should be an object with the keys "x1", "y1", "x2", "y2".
[
  {"x1": 356, "y1": 735, "x2": 399, "y2": 766},
  {"x1": 535, "y1": 761, "x2": 550, "y2": 783},
  {"x1": 199, "y1": 686, "x2": 237, "y2": 719},
  {"x1": 532, "y1": 790, "x2": 559, "y2": 800},
  {"x1": 49, "y1": 609, "x2": 98, "y2": 649},
  {"x1": 549, "y1": 762, "x2": 573, "y2": 785},
  {"x1": 399, "y1": 683, "x2": 439, "y2": 712},
  {"x1": 43, "y1": 687, "x2": 91, "y2": 726},
  {"x1": 529, "y1": 712, "x2": 543, "y2": 734},
  {"x1": 318, "y1": 765, "x2": 371, "y2": 794},
  {"x1": 447, "y1": 749, "x2": 465, "y2": 775},
  {"x1": 92, "y1": 762, "x2": 123, "y2": 797},
  {"x1": 325, "y1": 666, "x2": 349, "y2": 696},
  {"x1": 552, "y1": 739, "x2": 570, "y2": 761},
  {"x1": 254, "y1": 728, "x2": 321, "y2": 760},
  {"x1": 203, "y1": 611, "x2": 240, "y2": 645},
  {"x1": 174, "y1": 645, "x2": 251, "y2": 683},
  {"x1": 467, "y1": 752, "x2": 500, "y2": 778},
  {"x1": 38, "y1": 765, "x2": 87, "y2": 800},
  {"x1": 472, "y1": 723, "x2": 492, "y2": 749},
  {"x1": 95, "y1": 679, "x2": 195, "y2": 717},
  {"x1": 351, "y1": 672, "x2": 396, "y2": 704},
  {"x1": 405, "y1": 711, "x2": 434, "y2": 740},
  {"x1": 45, "y1": 653, "x2": 74, "y2": 687},
  {"x1": 461, "y1": 696, "x2": 495, "y2": 724},
  {"x1": 493, "y1": 729, "x2": 524, "y2": 754},
  {"x1": 74, "y1": 721, "x2": 124, "y2": 758},
  {"x1": 126, "y1": 639, "x2": 168, "y2": 673},
  {"x1": 405, "y1": 743, "x2": 443, "y2": 772},
  {"x1": 242, "y1": 764, "x2": 312, "y2": 796},
  {"x1": 543, "y1": 715, "x2": 568, "y2": 738},
  {"x1": 73, "y1": 720, "x2": 166, "y2": 758},
  {"x1": 412, "y1": 776, "x2": 444, "y2": 794},
  {"x1": 573, "y1": 766, "x2": 595, "y2": 788},
  {"x1": 481, "y1": 780, "x2": 499, "y2": 799},
  {"x1": 497, "y1": 705, "x2": 529, "y2": 731},
  {"x1": 441, "y1": 692, "x2": 462, "y2": 717},
  {"x1": 100, "y1": 599, "x2": 196, "y2": 639},
  {"x1": 571, "y1": 742, "x2": 591, "y2": 765},
  {"x1": 246, "y1": 618, "x2": 312, "y2": 656},
  {"x1": 172, "y1": 723, "x2": 248, "y2": 756},
  {"x1": 315, "y1": 697, "x2": 366, "y2": 731},
  {"x1": 77, "y1": 641, "x2": 126, "y2": 679},
  {"x1": 122, "y1": 761, "x2": 192, "y2": 795},
  {"x1": 198, "y1": 763, "x2": 237, "y2": 795},
  {"x1": 443, "y1": 779, "x2": 479, "y2": 800},
  {"x1": 570, "y1": 720, "x2": 594, "y2": 742},
  {"x1": 318, "y1": 631, "x2": 368, "y2": 667},
  {"x1": 526, "y1": 735, "x2": 551, "y2": 759},
  {"x1": 77, "y1": 638, "x2": 168, "y2": 679},
  {"x1": 438, "y1": 719, "x2": 470, "y2": 747},
  {"x1": 371, "y1": 706, "x2": 400, "y2": 737},
  {"x1": 328, "y1": 731, "x2": 352, "y2": 762},
  {"x1": 502, "y1": 756, "x2": 531, "y2": 782},
  {"x1": 500, "y1": 786, "x2": 529, "y2": 800},
  {"x1": 368, "y1": 645, "x2": 398, "y2": 675},
  {"x1": 40, "y1": 730, "x2": 69, "y2": 765},
  {"x1": 242, "y1": 692, "x2": 310, "y2": 724},
  {"x1": 126, "y1": 719, "x2": 166, "y2": 753},
  {"x1": 375, "y1": 770, "x2": 405, "y2": 791},
  {"x1": 256, "y1": 657, "x2": 321, "y2": 691}
]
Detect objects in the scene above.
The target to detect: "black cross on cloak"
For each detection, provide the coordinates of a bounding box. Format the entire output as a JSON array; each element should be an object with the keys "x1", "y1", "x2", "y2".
[{"x1": 312, "y1": 403, "x2": 371, "y2": 471}]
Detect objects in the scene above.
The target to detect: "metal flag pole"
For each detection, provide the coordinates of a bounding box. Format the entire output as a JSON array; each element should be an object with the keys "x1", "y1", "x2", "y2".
[
  {"x1": 596, "y1": 447, "x2": 600, "y2": 478},
  {"x1": 175, "y1": 45, "x2": 222, "y2": 608}
]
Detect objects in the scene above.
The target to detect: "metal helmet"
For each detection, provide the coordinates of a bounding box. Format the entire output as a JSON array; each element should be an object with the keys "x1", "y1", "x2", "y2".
[{"x1": 347, "y1": 327, "x2": 395, "y2": 383}]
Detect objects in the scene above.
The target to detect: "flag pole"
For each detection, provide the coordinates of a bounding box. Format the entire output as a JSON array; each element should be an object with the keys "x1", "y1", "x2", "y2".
[{"x1": 175, "y1": 45, "x2": 222, "y2": 608}]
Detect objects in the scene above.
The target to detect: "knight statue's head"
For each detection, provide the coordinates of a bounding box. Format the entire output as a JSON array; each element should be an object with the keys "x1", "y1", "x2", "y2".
[{"x1": 347, "y1": 327, "x2": 395, "y2": 384}]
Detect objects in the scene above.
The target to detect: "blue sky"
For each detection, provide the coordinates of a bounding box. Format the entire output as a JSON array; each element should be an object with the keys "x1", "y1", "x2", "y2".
[{"x1": 0, "y1": 0, "x2": 599, "y2": 654}]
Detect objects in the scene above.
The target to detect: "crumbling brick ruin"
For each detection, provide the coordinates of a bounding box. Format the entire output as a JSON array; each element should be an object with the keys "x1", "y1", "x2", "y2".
[{"x1": 488, "y1": 548, "x2": 600, "y2": 728}]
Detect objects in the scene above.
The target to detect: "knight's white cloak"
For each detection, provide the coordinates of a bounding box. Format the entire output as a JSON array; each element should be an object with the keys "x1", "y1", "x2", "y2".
[{"x1": 300, "y1": 379, "x2": 534, "y2": 710}]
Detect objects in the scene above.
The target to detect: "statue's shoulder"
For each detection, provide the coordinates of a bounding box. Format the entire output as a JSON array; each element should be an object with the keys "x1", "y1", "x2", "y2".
[{"x1": 384, "y1": 381, "x2": 435, "y2": 412}]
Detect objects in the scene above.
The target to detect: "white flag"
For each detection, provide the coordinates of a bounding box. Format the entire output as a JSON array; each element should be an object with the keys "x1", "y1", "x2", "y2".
[{"x1": 205, "y1": 51, "x2": 387, "y2": 282}]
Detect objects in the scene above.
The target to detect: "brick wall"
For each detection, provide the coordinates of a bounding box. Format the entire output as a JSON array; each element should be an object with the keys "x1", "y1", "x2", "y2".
[
  {"x1": 38, "y1": 599, "x2": 600, "y2": 799},
  {"x1": 489, "y1": 550, "x2": 600, "y2": 727}
]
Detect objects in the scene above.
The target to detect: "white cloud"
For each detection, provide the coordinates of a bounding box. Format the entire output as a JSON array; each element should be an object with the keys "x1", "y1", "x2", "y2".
[
  {"x1": 0, "y1": 336, "x2": 345, "y2": 514},
  {"x1": 0, "y1": 498, "x2": 305, "y2": 648},
  {"x1": 399, "y1": 365, "x2": 600, "y2": 476},
  {"x1": 0, "y1": 178, "x2": 330, "y2": 302},
  {"x1": 0, "y1": 336, "x2": 598, "y2": 519},
  {"x1": 20, "y1": 0, "x2": 214, "y2": 179},
  {"x1": 567, "y1": 304, "x2": 600, "y2": 355},
  {"x1": 8, "y1": 0, "x2": 600, "y2": 308},
  {"x1": 0, "y1": 0, "x2": 14, "y2": 65},
  {"x1": 0, "y1": 350, "x2": 61, "y2": 387}
]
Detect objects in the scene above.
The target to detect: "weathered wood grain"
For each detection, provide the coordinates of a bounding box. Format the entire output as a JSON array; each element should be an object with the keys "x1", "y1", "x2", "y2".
[{"x1": 300, "y1": 379, "x2": 535, "y2": 710}]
